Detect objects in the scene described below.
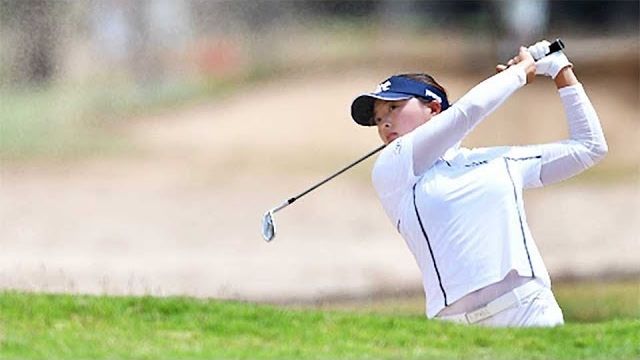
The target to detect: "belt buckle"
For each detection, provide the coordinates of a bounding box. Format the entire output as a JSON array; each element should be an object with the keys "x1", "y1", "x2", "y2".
[{"x1": 465, "y1": 307, "x2": 492, "y2": 323}]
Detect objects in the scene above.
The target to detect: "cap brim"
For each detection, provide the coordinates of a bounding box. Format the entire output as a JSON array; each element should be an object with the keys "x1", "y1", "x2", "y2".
[{"x1": 350, "y1": 92, "x2": 413, "y2": 126}]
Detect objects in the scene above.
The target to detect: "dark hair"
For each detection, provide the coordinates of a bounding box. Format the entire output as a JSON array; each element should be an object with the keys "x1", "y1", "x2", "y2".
[{"x1": 398, "y1": 73, "x2": 448, "y2": 103}]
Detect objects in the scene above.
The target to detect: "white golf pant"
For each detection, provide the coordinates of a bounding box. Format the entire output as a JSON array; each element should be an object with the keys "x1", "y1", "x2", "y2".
[{"x1": 436, "y1": 280, "x2": 564, "y2": 327}]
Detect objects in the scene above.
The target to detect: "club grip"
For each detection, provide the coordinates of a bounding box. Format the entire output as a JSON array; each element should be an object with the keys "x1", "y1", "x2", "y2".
[
  {"x1": 505, "y1": 38, "x2": 566, "y2": 66},
  {"x1": 546, "y1": 38, "x2": 565, "y2": 57}
]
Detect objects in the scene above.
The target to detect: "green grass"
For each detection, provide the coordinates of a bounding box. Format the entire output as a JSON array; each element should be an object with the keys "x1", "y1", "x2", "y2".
[
  {"x1": 301, "y1": 280, "x2": 640, "y2": 323},
  {"x1": 555, "y1": 280, "x2": 640, "y2": 323},
  {"x1": 0, "y1": 67, "x2": 278, "y2": 161},
  {"x1": 0, "y1": 282, "x2": 638, "y2": 359},
  {"x1": 0, "y1": 77, "x2": 230, "y2": 161}
]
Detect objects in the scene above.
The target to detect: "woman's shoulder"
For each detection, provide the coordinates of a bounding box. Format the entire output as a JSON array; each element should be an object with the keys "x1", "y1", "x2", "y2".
[
  {"x1": 373, "y1": 133, "x2": 415, "y2": 167},
  {"x1": 371, "y1": 135, "x2": 420, "y2": 196}
]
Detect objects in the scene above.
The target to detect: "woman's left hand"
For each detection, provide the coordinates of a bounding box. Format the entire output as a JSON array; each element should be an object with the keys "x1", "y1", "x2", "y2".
[{"x1": 495, "y1": 47, "x2": 536, "y2": 84}]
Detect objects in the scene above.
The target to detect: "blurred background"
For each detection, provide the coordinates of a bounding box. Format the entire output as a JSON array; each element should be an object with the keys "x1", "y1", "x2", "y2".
[{"x1": 0, "y1": 0, "x2": 638, "y2": 317}]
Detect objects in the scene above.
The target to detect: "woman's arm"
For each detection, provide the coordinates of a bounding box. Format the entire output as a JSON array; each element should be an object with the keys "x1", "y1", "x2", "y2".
[
  {"x1": 411, "y1": 48, "x2": 535, "y2": 175},
  {"x1": 538, "y1": 67, "x2": 608, "y2": 185},
  {"x1": 554, "y1": 66, "x2": 578, "y2": 88}
]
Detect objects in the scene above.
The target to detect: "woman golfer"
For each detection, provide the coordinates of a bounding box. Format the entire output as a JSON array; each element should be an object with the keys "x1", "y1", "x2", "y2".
[{"x1": 350, "y1": 41, "x2": 607, "y2": 327}]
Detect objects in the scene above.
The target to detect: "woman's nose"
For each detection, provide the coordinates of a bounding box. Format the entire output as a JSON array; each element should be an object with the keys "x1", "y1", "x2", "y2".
[{"x1": 378, "y1": 115, "x2": 392, "y2": 127}]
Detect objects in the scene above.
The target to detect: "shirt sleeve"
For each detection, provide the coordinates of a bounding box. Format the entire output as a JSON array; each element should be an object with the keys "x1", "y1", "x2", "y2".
[
  {"x1": 538, "y1": 83, "x2": 608, "y2": 185},
  {"x1": 495, "y1": 83, "x2": 608, "y2": 189},
  {"x1": 411, "y1": 66, "x2": 528, "y2": 175}
]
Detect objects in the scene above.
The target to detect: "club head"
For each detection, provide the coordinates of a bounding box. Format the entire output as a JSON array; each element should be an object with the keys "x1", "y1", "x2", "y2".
[{"x1": 261, "y1": 210, "x2": 276, "y2": 242}]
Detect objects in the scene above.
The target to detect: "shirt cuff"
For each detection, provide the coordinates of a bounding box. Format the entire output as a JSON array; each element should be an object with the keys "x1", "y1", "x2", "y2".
[{"x1": 558, "y1": 83, "x2": 584, "y2": 98}]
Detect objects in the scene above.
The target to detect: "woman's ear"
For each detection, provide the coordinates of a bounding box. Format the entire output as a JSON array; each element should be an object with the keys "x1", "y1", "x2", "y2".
[{"x1": 426, "y1": 101, "x2": 442, "y2": 115}]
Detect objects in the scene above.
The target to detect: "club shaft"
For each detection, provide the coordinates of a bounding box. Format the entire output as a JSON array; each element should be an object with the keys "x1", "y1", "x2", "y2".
[
  {"x1": 286, "y1": 144, "x2": 386, "y2": 206},
  {"x1": 271, "y1": 200, "x2": 290, "y2": 214}
]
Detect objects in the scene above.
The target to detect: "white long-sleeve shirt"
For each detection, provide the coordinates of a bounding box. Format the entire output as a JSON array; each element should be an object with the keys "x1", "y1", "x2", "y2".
[{"x1": 371, "y1": 66, "x2": 607, "y2": 318}]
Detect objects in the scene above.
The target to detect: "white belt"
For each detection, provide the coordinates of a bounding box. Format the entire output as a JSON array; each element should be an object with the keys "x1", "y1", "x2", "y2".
[{"x1": 436, "y1": 280, "x2": 543, "y2": 324}]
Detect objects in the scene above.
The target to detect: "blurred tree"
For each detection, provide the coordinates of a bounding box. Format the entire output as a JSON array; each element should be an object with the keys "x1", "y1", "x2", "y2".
[
  {"x1": 1, "y1": 0, "x2": 62, "y2": 86},
  {"x1": 122, "y1": 0, "x2": 160, "y2": 84},
  {"x1": 549, "y1": 0, "x2": 639, "y2": 35},
  {"x1": 301, "y1": 0, "x2": 380, "y2": 17},
  {"x1": 490, "y1": 0, "x2": 549, "y2": 62},
  {"x1": 377, "y1": 0, "x2": 418, "y2": 29},
  {"x1": 238, "y1": 0, "x2": 282, "y2": 67},
  {"x1": 87, "y1": 0, "x2": 193, "y2": 86},
  {"x1": 203, "y1": 1, "x2": 295, "y2": 73}
]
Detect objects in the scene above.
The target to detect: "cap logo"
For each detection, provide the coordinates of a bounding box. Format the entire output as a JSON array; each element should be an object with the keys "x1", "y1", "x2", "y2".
[
  {"x1": 374, "y1": 80, "x2": 391, "y2": 94},
  {"x1": 425, "y1": 89, "x2": 442, "y2": 103}
]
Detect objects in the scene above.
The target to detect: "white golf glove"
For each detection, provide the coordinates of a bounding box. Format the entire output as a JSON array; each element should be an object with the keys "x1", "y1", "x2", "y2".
[{"x1": 528, "y1": 40, "x2": 572, "y2": 79}]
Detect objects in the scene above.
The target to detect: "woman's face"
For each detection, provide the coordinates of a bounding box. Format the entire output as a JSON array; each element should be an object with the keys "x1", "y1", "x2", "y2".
[{"x1": 373, "y1": 97, "x2": 440, "y2": 144}]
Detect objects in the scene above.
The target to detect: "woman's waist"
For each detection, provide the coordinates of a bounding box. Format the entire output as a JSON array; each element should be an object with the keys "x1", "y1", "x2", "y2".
[{"x1": 437, "y1": 270, "x2": 533, "y2": 316}]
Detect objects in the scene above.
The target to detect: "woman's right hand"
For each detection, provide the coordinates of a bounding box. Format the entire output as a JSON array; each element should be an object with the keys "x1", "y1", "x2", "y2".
[
  {"x1": 495, "y1": 47, "x2": 536, "y2": 84},
  {"x1": 528, "y1": 40, "x2": 573, "y2": 79}
]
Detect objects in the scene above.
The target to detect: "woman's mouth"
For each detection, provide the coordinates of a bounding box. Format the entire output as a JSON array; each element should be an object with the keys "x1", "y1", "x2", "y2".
[{"x1": 386, "y1": 133, "x2": 398, "y2": 143}]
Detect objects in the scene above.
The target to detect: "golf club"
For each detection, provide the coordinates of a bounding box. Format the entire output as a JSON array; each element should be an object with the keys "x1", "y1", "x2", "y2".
[
  {"x1": 261, "y1": 38, "x2": 566, "y2": 242},
  {"x1": 262, "y1": 144, "x2": 385, "y2": 242}
]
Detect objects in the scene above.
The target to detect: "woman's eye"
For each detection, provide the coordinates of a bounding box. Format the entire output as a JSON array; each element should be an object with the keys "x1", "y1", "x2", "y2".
[{"x1": 389, "y1": 105, "x2": 398, "y2": 110}]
